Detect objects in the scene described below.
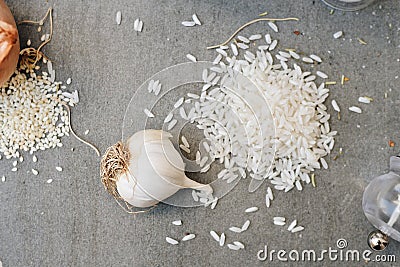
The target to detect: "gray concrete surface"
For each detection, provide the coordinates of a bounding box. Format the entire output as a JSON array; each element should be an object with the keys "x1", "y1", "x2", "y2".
[{"x1": 1, "y1": 0, "x2": 400, "y2": 266}]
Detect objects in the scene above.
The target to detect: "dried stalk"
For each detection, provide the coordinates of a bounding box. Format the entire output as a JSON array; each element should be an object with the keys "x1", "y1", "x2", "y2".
[
  {"x1": 207, "y1": 17, "x2": 299, "y2": 49},
  {"x1": 19, "y1": 8, "x2": 53, "y2": 66},
  {"x1": 52, "y1": 97, "x2": 100, "y2": 157}
]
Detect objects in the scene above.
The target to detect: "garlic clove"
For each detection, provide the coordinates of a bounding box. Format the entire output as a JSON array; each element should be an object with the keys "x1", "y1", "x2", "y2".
[{"x1": 116, "y1": 173, "x2": 159, "y2": 208}]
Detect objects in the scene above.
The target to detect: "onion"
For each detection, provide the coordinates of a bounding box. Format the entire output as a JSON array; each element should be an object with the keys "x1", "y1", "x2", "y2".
[{"x1": 0, "y1": 0, "x2": 19, "y2": 86}]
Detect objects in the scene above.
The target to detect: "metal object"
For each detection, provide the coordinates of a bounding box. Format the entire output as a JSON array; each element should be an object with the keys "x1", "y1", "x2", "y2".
[
  {"x1": 363, "y1": 157, "x2": 400, "y2": 243},
  {"x1": 368, "y1": 230, "x2": 389, "y2": 251},
  {"x1": 321, "y1": 0, "x2": 377, "y2": 11}
]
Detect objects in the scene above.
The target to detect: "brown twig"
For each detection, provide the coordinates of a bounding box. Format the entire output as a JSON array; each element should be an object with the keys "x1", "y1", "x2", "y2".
[{"x1": 206, "y1": 17, "x2": 299, "y2": 49}]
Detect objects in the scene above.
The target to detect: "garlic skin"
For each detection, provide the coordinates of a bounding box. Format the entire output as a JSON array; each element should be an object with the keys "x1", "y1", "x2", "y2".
[
  {"x1": 109, "y1": 130, "x2": 212, "y2": 208},
  {"x1": 0, "y1": 0, "x2": 20, "y2": 86}
]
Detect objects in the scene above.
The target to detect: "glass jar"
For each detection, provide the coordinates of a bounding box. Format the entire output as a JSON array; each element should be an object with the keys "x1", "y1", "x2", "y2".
[{"x1": 321, "y1": 0, "x2": 377, "y2": 11}]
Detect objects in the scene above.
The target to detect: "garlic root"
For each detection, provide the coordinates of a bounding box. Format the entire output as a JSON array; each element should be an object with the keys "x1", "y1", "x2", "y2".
[{"x1": 100, "y1": 130, "x2": 213, "y2": 210}]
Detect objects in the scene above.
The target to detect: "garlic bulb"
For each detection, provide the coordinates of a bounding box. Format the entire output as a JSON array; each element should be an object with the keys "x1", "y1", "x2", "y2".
[{"x1": 101, "y1": 130, "x2": 213, "y2": 208}]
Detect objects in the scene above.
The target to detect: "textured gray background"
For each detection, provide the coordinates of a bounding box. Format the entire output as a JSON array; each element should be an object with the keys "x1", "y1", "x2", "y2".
[{"x1": 1, "y1": 0, "x2": 400, "y2": 266}]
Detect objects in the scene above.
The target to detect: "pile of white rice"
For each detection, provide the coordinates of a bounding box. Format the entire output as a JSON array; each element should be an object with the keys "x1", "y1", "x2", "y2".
[{"x1": 176, "y1": 32, "x2": 335, "y2": 197}]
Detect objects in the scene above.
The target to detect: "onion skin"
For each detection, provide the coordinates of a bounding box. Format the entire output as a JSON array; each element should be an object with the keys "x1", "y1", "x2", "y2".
[{"x1": 0, "y1": 0, "x2": 19, "y2": 86}]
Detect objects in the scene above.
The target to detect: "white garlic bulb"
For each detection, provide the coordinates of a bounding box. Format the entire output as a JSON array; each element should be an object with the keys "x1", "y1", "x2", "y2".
[{"x1": 101, "y1": 129, "x2": 213, "y2": 208}]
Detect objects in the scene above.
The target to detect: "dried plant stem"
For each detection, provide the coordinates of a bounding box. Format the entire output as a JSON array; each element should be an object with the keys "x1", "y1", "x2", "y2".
[
  {"x1": 206, "y1": 17, "x2": 299, "y2": 49},
  {"x1": 19, "y1": 8, "x2": 53, "y2": 65},
  {"x1": 52, "y1": 97, "x2": 100, "y2": 157}
]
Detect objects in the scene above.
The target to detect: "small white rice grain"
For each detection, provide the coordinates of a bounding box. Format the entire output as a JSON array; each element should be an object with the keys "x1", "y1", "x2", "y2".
[
  {"x1": 211, "y1": 197, "x2": 218, "y2": 209},
  {"x1": 11, "y1": 167, "x2": 17, "y2": 172},
  {"x1": 172, "y1": 220, "x2": 182, "y2": 226},
  {"x1": 210, "y1": 231, "x2": 220, "y2": 242},
  {"x1": 268, "y1": 22, "x2": 278, "y2": 32},
  {"x1": 164, "y1": 113, "x2": 173, "y2": 123},
  {"x1": 148, "y1": 80, "x2": 155, "y2": 93},
  {"x1": 287, "y1": 220, "x2": 297, "y2": 231},
  {"x1": 192, "y1": 190, "x2": 199, "y2": 201},
  {"x1": 273, "y1": 217, "x2": 286, "y2": 222},
  {"x1": 249, "y1": 34, "x2": 262, "y2": 41},
  {"x1": 316, "y1": 71, "x2": 328, "y2": 79},
  {"x1": 134, "y1": 19, "x2": 139, "y2": 31},
  {"x1": 144, "y1": 108, "x2": 154, "y2": 118},
  {"x1": 192, "y1": 13, "x2": 202, "y2": 25},
  {"x1": 310, "y1": 54, "x2": 322, "y2": 63},
  {"x1": 33, "y1": 155, "x2": 38, "y2": 162},
  {"x1": 302, "y1": 57, "x2": 314, "y2": 64},
  {"x1": 349, "y1": 106, "x2": 362, "y2": 114},
  {"x1": 179, "y1": 107, "x2": 188, "y2": 120},
  {"x1": 180, "y1": 144, "x2": 190, "y2": 154},
  {"x1": 245, "y1": 207, "x2": 258, "y2": 213},
  {"x1": 320, "y1": 158, "x2": 328, "y2": 169},
  {"x1": 200, "y1": 165, "x2": 210, "y2": 173},
  {"x1": 182, "y1": 21, "x2": 196, "y2": 27},
  {"x1": 291, "y1": 226, "x2": 305, "y2": 233},
  {"x1": 267, "y1": 187, "x2": 274, "y2": 200},
  {"x1": 238, "y1": 35, "x2": 250, "y2": 43},
  {"x1": 333, "y1": 31, "x2": 343, "y2": 39},
  {"x1": 1, "y1": 176, "x2": 5, "y2": 182},
  {"x1": 289, "y1": 50, "x2": 300, "y2": 59},
  {"x1": 219, "y1": 233, "x2": 225, "y2": 246},
  {"x1": 231, "y1": 43, "x2": 238, "y2": 56},
  {"x1": 166, "y1": 237, "x2": 179, "y2": 245},
  {"x1": 278, "y1": 51, "x2": 291, "y2": 58},
  {"x1": 237, "y1": 43, "x2": 249, "y2": 50},
  {"x1": 331, "y1": 100, "x2": 341, "y2": 112},
  {"x1": 202, "y1": 69, "x2": 208, "y2": 81},
  {"x1": 46, "y1": 179, "x2": 53, "y2": 184},
  {"x1": 295, "y1": 180, "x2": 303, "y2": 191},
  {"x1": 66, "y1": 78, "x2": 72, "y2": 85},
  {"x1": 116, "y1": 11, "x2": 122, "y2": 25},
  {"x1": 265, "y1": 195, "x2": 271, "y2": 207},
  {"x1": 227, "y1": 244, "x2": 240, "y2": 250},
  {"x1": 241, "y1": 220, "x2": 250, "y2": 231},
  {"x1": 229, "y1": 227, "x2": 242, "y2": 233},
  {"x1": 273, "y1": 220, "x2": 286, "y2": 226},
  {"x1": 212, "y1": 54, "x2": 222, "y2": 65},
  {"x1": 174, "y1": 97, "x2": 185, "y2": 108},
  {"x1": 216, "y1": 48, "x2": 228, "y2": 57},
  {"x1": 200, "y1": 157, "x2": 208, "y2": 167},
  {"x1": 187, "y1": 93, "x2": 199, "y2": 99},
  {"x1": 182, "y1": 234, "x2": 196, "y2": 241},
  {"x1": 265, "y1": 34, "x2": 272, "y2": 44},
  {"x1": 186, "y1": 53, "x2": 197, "y2": 62},
  {"x1": 167, "y1": 119, "x2": 177, "y2": 130},
  {"x1": 233, "y1": 241, "x2": 245, "y2": 249},
  {"x1": 12, "y1": 160, "x2": 17, "y2": 167},
  {"x1": 269, "y1": 40, "x2": 278, "y2": 51},
  {"x1": 32, "y1": 169, "x2": 39, "y2": 175},
  {"x1": 195, "y1": 151, "x2": 201, "y2": 165},
  {"x1": 137, "y1": 20, "x2": 143, "y2": 32},
  {"x1": 358, "y1": 96, "x2": 372, "y2": 104},
  {"x1": 202, "y1": 141, "x2": 210, "y2": 152},
  {"x1": 56, "y1": 166, "x2": 63, "y2": 172},
  {"x1": 181, "y1": 136, "x2": 190, "y2": 148}
]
